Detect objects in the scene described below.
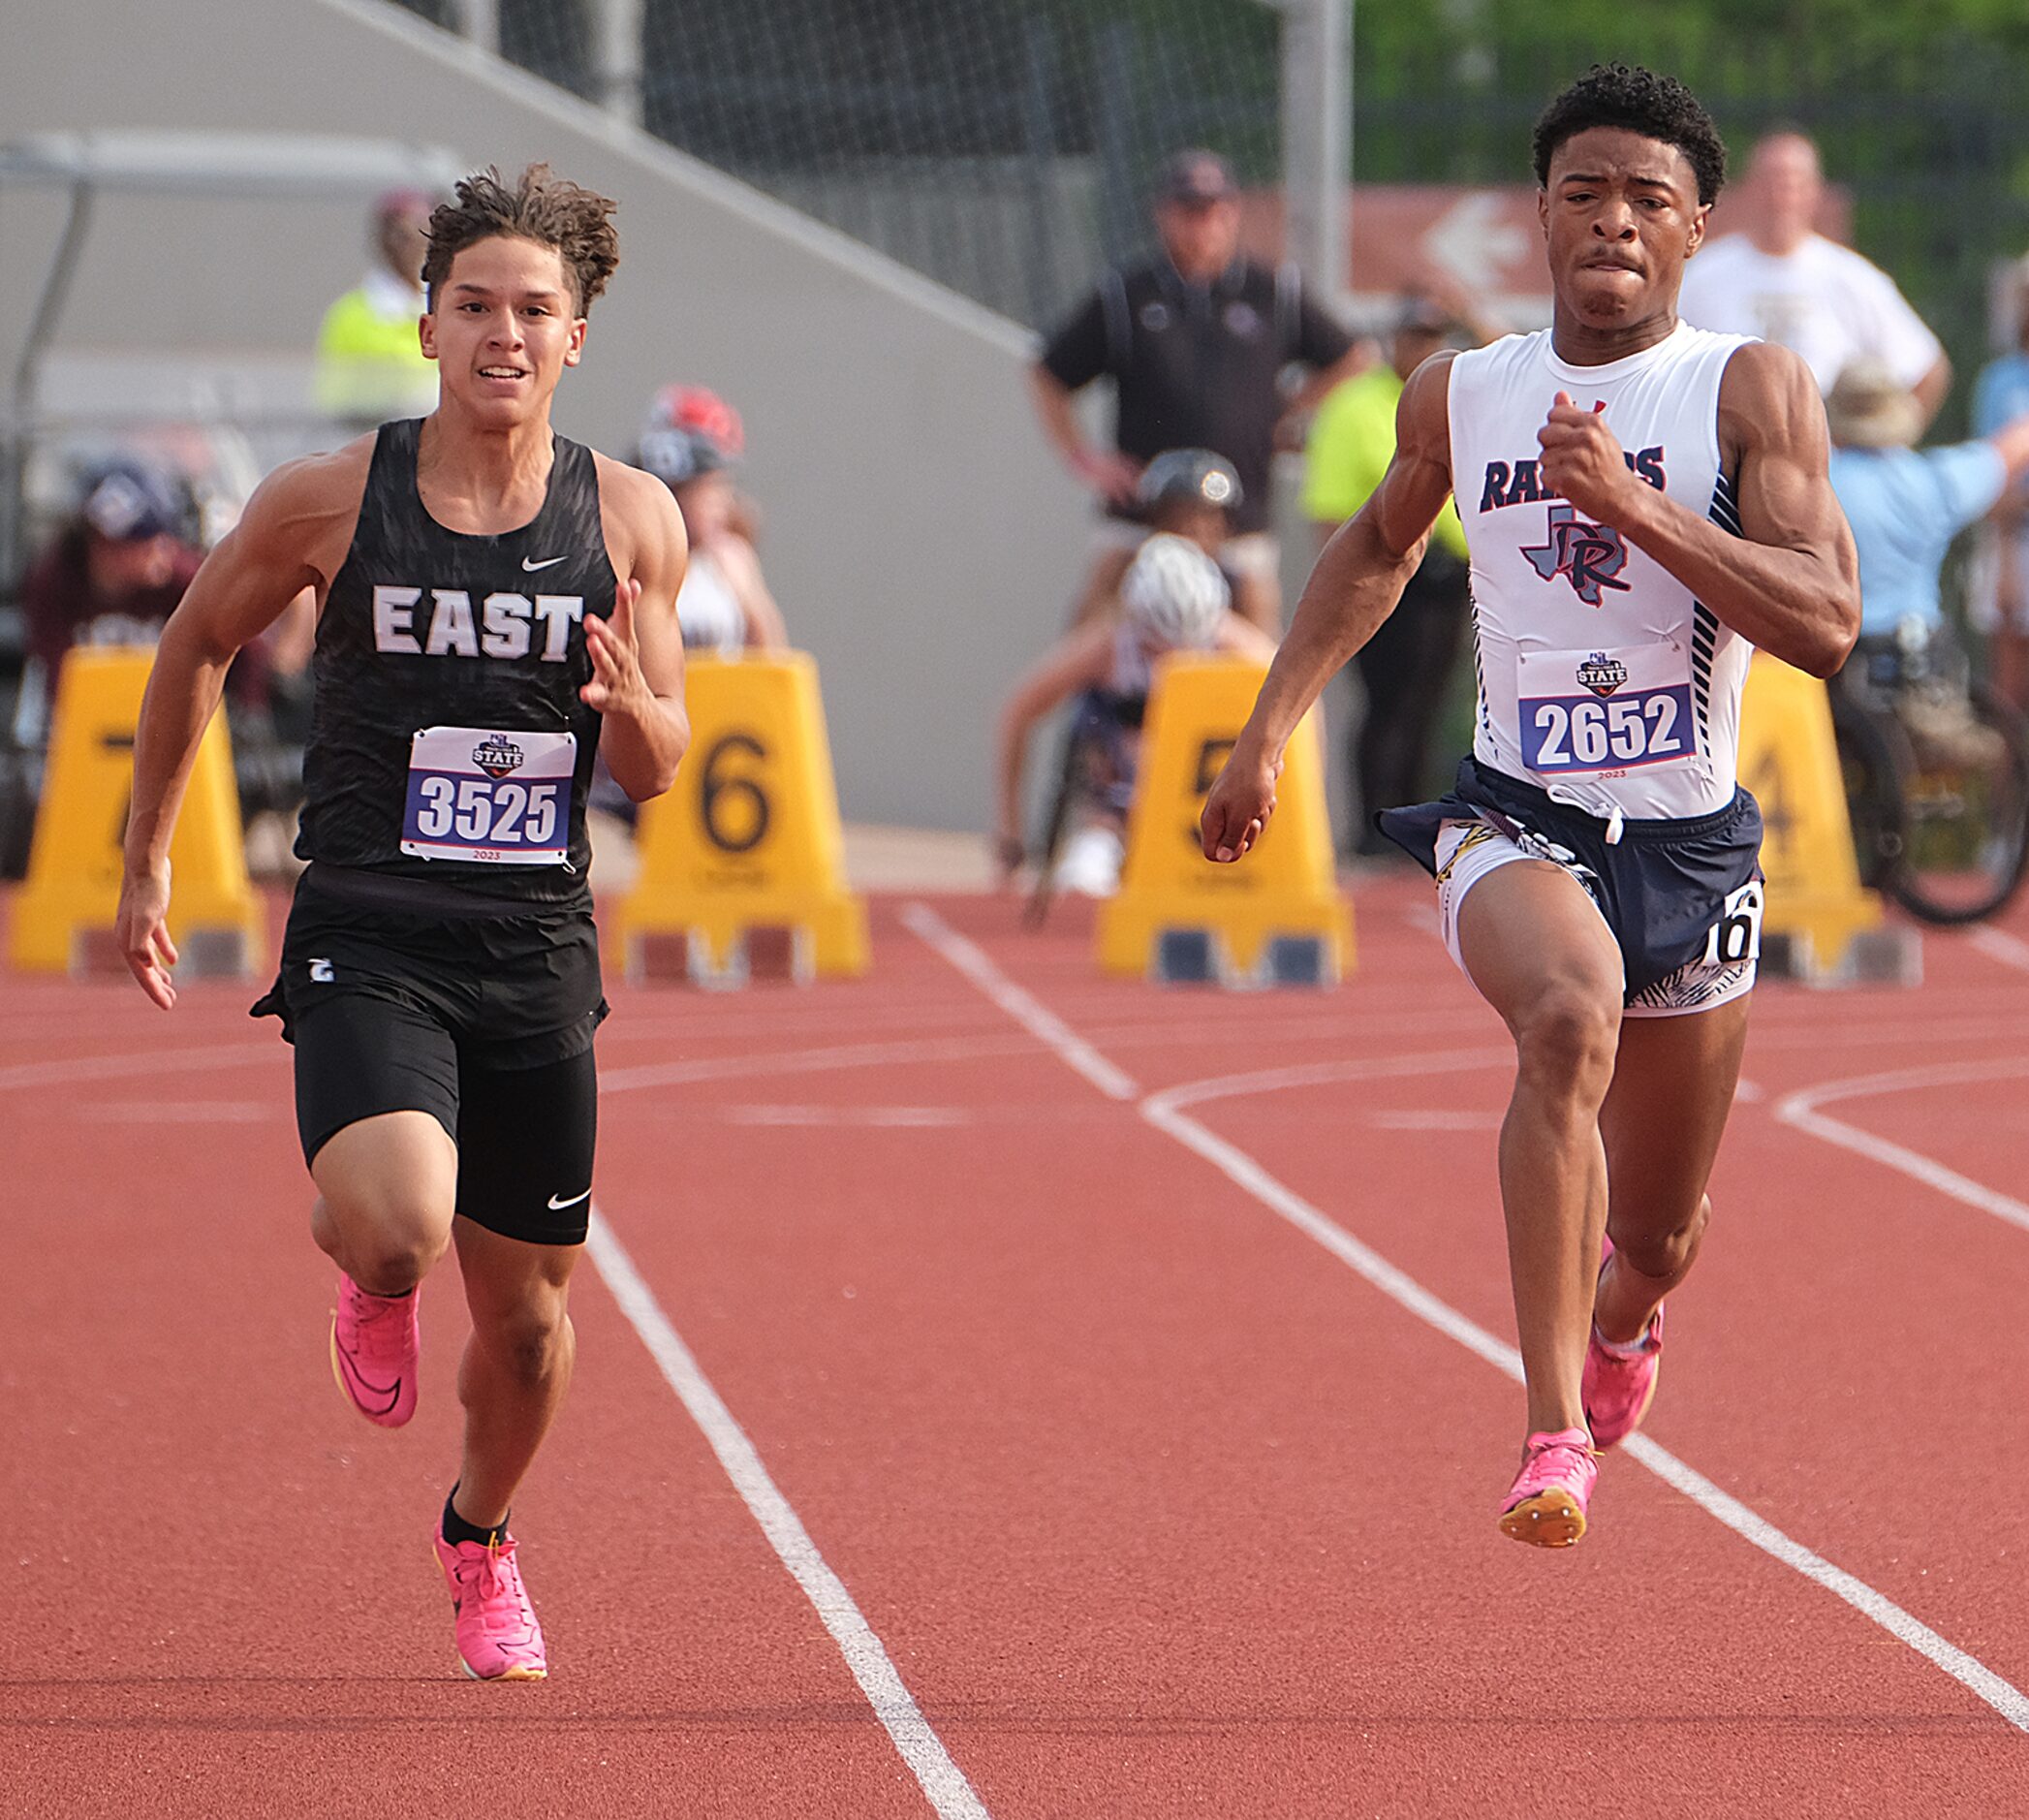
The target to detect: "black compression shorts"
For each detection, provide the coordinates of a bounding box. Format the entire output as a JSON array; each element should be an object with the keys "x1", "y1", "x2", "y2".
[{"x1": 251, "y1": 864, "x2": 608, "y2": 1244}]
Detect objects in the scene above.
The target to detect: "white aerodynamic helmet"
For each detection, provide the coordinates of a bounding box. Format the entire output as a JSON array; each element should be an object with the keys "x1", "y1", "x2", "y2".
[{"x1": 1120, "y1": 532, "x2": 1231, "y2": 650}]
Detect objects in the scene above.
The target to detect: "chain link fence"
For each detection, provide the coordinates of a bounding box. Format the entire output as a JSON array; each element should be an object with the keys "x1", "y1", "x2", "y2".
[{"x1": 388, "y1": 1, "x2": 2029, "y2": 424}]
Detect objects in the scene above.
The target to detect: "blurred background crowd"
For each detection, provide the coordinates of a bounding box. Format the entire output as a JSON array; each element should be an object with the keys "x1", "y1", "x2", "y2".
[{"x1": 6, "y1": 0, "x2": 2029, "y2": 886}]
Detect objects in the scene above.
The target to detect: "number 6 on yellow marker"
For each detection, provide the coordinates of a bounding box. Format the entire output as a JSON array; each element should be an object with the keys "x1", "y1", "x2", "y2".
[{"x1": 615, "y1": 651, "x2": 867, "y2": 980}]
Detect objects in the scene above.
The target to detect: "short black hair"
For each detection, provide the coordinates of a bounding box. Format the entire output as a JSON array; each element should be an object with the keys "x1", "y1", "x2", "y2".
[{"x1": 1532, "y1": 63, "x2": 1727, "y2": 206}]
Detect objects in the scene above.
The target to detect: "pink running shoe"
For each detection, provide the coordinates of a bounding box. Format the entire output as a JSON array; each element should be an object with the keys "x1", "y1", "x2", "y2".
[
  {"x1": 1583, "y1": 1303, "x2": 1665, "y2": 1450},
  {"x1": 1498, "y1": 1428, "x2": 1598, "y2": 1548},
  {"x1": 328, "y1": 1274, "x2": 420, "y2": 1428},
  {"x1": 432, "y1": 1532, "x2": 548, "y2": 1680}
]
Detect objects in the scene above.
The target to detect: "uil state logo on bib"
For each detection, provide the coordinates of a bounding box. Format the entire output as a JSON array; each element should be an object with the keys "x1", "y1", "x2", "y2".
[
  {"x1": 1521, "y1": 502, "x2": 1631, "y2": 606},
  {"x1": 1576, "y1": 653, "x2": 1629, "y2": 698},
  {"x1": 472, "y1": 734, "x2": 526, "y2": 780}
]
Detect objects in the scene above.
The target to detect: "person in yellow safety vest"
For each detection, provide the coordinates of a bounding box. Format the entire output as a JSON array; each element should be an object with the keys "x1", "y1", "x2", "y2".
[{"x1": 313, "y1": 188, "x2": 441, "y2": 424}]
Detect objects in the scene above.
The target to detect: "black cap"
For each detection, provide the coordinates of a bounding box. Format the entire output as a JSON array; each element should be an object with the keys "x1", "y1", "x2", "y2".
[
  {"x1": 1156, "y1": 148, "x2": 1238, "y2": 205},
  {"x1": 81, "y1": 458, "x2": 184, "y2": 543}
]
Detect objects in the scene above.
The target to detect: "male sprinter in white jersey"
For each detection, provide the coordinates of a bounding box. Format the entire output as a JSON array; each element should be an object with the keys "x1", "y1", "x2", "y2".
[
  {"x1": 1202, "y1": 65, "x2": 1859, "y2": 1546},
  {"x1": 114, "y1": 167, "x2": 690, "y2": 1670}
]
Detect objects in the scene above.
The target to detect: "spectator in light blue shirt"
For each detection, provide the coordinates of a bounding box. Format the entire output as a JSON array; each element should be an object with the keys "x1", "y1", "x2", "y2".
[
  {"x1": 1971, "y1": 285, "x2": 2029, "y2": 708},
  {"x1": 1825, "y1": 358, "x2": 2029, "y2": 641}
]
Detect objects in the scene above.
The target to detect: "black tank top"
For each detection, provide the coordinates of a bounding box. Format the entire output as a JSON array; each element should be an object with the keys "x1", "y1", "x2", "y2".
[{"x1": 296, "y1": 419, "x2": 616, "y2": 909}]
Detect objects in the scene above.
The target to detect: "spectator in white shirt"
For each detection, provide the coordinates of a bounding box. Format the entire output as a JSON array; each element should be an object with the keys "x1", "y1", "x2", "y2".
[{"x1": 1678, "y1": 130, "x2": 1949, "y2": 428}]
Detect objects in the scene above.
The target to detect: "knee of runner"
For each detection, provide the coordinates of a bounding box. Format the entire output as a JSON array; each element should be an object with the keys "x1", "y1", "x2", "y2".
[
  {"x1": 1612, "y1": 1195, "x2": 1711, "y2": 1282},
  {"x1": 1513, "y1": 983, "x2": 1619, "y2": 1094},
  {"x1": 352, "y1": 1221, "x2": 449, "y2": 1292},
  {"x1": 484, "y1": 1300, "x2": 572, "y2": 1386}
]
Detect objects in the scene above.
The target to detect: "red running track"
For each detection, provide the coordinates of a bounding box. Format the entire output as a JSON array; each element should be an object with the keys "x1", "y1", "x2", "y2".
[{"x1": 6, "y1": 878, "x2": 2029, "y2": 1817}]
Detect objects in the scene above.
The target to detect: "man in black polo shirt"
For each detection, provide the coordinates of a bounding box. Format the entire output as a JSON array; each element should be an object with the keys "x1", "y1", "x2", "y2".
[{"x1": 1029, "y1": 148, "x2": 1360, "y2": 632}]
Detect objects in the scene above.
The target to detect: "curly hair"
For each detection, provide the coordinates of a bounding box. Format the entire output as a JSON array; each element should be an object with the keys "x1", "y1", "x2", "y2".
[
  {"x1": 421, "y1": 164, "x2": 620, "y2": 314},
  {"x1": 1532, "y1": 64, "x2": 1727, "y2": 206}
]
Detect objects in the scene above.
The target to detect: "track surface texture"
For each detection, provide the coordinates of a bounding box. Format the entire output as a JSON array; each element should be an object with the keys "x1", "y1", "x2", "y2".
[{"x1": 7, "y1": 875, "x2": 2029, "y2": 1817}]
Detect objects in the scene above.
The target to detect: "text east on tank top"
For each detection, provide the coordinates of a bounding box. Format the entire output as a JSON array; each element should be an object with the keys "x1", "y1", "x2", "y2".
[
  {"x1": 1447, "y1": 322, "x2": 1754, "y2": 821},
  {"x1": 296, "y1": 419, "x2": 617, "y2": 905}
]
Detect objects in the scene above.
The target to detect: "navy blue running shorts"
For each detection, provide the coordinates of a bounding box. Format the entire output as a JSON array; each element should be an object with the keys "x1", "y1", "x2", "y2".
[{"x1": 1377, "y1": 756, "x2": 1764, "y2": 1017}]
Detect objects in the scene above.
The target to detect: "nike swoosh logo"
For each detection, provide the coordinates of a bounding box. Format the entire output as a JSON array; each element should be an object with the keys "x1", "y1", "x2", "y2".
[
  {"x1": 546, "y1": 1187, "x2": 592, "y2": 1210},
  {"x1": 333, "y1": 1337, "x2": 402, "y2": 1415},
  {"x1": 521, "y1": 554, "x2": 567, "y2": 572}
]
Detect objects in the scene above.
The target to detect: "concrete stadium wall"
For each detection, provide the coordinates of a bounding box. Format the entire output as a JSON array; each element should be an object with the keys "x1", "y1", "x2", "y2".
[{"x1": 0, "y1": 0, "x2": 1094, "y2": 830}]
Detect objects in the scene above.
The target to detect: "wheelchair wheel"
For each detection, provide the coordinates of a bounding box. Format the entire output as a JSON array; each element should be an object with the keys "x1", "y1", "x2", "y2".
[
  {"x1": 1023, "y1": 713, "x2": 1086, "y2": 928},
  {"x1": 1887, "y1": 679, "x2": 2029, "y2": 926},
  {"x1": 1024, "y1": 694, "x2": 1136, "y2": 928},
  {"x1": 1829, "y1": 690, "x2": 1907, "y2": 893}
]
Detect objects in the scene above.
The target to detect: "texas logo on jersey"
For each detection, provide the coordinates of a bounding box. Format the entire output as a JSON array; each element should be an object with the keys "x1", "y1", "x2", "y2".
[{"x1": 1521, "y1": 503, "x2": 1631, "y2": 606}]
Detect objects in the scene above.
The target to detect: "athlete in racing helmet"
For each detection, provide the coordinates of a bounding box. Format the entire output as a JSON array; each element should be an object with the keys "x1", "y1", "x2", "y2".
[
  {"x1": 1136, "y1": 449, "x2": 1243, "y2": 558},
  {"x1": 994, "y1": 523, "x2": 1272, "y2": 891},
  {"x1": 1120, "y1": 531, "x2": 1232, "y2": 651},
  {"x1": 636, "y1": 386, "x2": 784, "y2": 656},
  {"x1": 1138, "y1": 448, "x2": 1243, "y2": 516}
]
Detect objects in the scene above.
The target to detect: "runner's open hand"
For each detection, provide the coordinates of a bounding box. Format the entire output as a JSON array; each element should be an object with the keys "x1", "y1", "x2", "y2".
[
  {"x1": 582, "y1": 577, "x2": 652, "y2": 717},
  {"x1": 1200, "y1": 744, "x2": 1282, "y2": 863},
  {"x1": 114, "y1": 859, "x2": 179, "y2": 1010},
  {"x1": 1537, "y1": 392, "x2": 1638, "y2": 524}
]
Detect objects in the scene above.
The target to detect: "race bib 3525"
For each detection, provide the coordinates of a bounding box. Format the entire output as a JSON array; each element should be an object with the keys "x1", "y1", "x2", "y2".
[{"x1": 400, "y1": 725, "x2": 576, "y2": 864}]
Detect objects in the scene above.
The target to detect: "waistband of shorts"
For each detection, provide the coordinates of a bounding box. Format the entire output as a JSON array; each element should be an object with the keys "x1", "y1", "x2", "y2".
[
  {"x1": 1460, "y1": 758, "x2": 1753, "y2": 846},
  {"x1": 299, "y1": 862, "x2": 588, "y2": 922}
]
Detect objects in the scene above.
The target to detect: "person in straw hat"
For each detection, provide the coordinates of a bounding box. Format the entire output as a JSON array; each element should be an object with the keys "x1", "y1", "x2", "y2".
[{"x1": 1826, "y1": 356, "x2": 2029, "y2": 644}]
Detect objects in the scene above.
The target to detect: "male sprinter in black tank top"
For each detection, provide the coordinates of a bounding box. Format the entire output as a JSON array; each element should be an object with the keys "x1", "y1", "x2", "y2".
[{"x1": 114, "y1": 167, "x2": 690, "y2": 1680}]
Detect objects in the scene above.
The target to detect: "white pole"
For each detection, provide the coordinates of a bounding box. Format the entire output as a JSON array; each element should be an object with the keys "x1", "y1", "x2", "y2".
[
  {"x1": 463, "y1": 0, "x2": 498, "y2": 58},
  {"x1": 1278, "y1": 0, "x2": 1349, "y2": 316},
  {"x1": 593, "y1": 0, "x2": 645, "y2": 128}
]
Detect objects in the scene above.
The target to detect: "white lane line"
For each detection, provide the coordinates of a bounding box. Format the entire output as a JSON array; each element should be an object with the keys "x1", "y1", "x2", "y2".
[
  {"x1": 73, "y1": 1100, "x2": 272, "y2": 1123},
  {"x1": 904, "y1": 902, "x2": 2029, "y2": 1738},
  {"x1": 723, "y1": 1105, "x2": 974, "y2": 1128},
  {"x1": 899, "y1": 904, "x2": 1139, "y2": 1101},
  {"x1": 1971, "y1": 926, "x2": 2029, "y2": 974},
  {"x1": 1773, "y1": 1058, "x2": 2029, "y2": 1236},
  {"x1": 585, "y1": 1211, "x2": 991, "y2": 1820},
  {"x1": 601, "y1": 1031, "x2": 1045, "y2": 1094},
  {"x1": 0, "y1": 1041, "x2": 277, "y2": 1092},
  {"x1": 1369, "y1": 1110, "x2": 1505, "y2": 1131},
  {"x1": 1154, "y1": 1048, "x2": 1509, "y2": 1112}
]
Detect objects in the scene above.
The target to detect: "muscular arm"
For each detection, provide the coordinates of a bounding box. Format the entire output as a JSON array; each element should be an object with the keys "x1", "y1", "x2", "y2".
[
  {"x1": 591, "y1": 460, "x2": 691, "y2": 801},
  {"x1": 1539, "y1": 341, "x2": 1860, "y2": 677},
  {"x1": 994, "y1": 620, "x2": 1113, "y2": 856},
  {"x1": 116, "y1": 444, "x2": 368, "y2": 1007},
  {"x1": 1201, "y1": 353, "x2": 1455, "y2": 861}
]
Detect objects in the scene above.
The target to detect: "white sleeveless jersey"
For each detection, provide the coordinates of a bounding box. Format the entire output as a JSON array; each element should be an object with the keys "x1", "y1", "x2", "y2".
[
  {"x1": 1448, "y1": 321, "x2": 1754, "y2": 820},
  {"x1": 675, "y1": 547, "x2": 744, "y2": 657}
]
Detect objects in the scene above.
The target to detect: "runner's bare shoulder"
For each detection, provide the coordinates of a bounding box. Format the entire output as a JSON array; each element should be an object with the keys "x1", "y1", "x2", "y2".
[
  {"x1": 1396, "y1": 347, "x2": 1459, "y2": 469},
  {"x1": 1715, "y1": 340, "x2": 1825, "y2": 460},
  {"x1": 590, "y1": 449, "x2": 688, "y2": 579},
  {"x1": 234, "y1": 432, "x2": 378, "y2": 589}
]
